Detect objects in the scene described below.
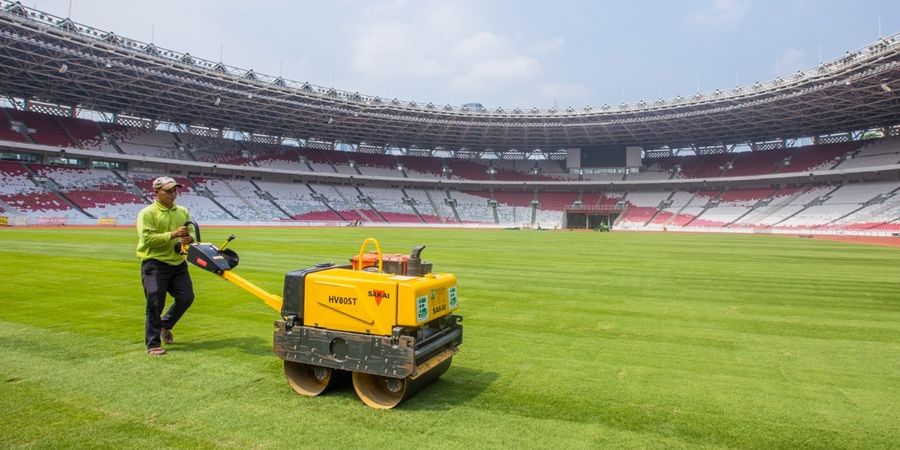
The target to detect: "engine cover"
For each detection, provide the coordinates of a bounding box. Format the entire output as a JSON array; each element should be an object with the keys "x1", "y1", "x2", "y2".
[{"x1": 302, "y1": 268, "x2": 458, "y2": 336}]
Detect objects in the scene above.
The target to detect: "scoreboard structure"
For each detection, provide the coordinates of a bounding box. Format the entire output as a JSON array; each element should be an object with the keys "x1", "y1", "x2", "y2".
[
  {"x1": 566, "y1": 146, "x2": 642, "y2": 175},
  {"x1": 562, "y1": 145, "x2": 641, "y2": 229}
]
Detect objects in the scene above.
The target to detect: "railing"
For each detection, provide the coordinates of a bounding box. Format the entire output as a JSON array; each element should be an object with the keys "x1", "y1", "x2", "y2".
[{"x1": 565, "y1": 205, "x2": 624, "y2": 213}]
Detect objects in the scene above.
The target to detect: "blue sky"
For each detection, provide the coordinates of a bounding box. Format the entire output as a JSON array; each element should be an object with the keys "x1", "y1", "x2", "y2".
[{"x1": 34, "y1": 0, "x2": 900, "y2": 109}]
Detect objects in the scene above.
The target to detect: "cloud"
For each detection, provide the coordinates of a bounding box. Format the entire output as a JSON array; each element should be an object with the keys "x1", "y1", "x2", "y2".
[
  {"x1": 453, "y1": 31, "x2": 511, "y2": 59},
  {"x1": 446, "y1": 33, "x2": 573, "y2": 102},
  {"x1": 345, "y1": 1, "x2": 580, "y2": 106},
  {"x1": 349, "y1": 1, "x2": 490, "y2": 80},
  {"x1": 350, "y1": 21, "x2": 443, "y2": 78},
  {"x1": 531, "y1": 37, "x2": 565, "y2": 53},
  {"x1": 775, "y1": 48, "x2": 808, "y2": 76},
  {"x1": 688, "y1": 0, "x2": 751, "y2": 25},
  {"x1": 449, "y1": 56, "x2": 542, "y2": 91}
]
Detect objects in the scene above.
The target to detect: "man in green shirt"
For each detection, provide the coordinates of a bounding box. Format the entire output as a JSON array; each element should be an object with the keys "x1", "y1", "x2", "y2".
[{"x1": 136, "y1": 176, "x2": 195, "y2": 356}]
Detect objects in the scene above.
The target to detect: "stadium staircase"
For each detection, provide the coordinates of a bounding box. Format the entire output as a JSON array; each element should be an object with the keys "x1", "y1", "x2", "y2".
[
  {"x1": 612, "y1": 204, "x2": 628, "y2": 227},
  {"x1": 19, "y1": 161, "x2": 38, "y2": 179},
  {"x1": 172, "y1": 135, "x2": 199, "y2": 162},
  {"x1": 443, "y1": 191, "x2": 462, "y2": 222},
  {"x1": 779, "y1": 147, "x2": 803, "y2": 174},
  {"x1": 644, "y1": 192, "x2": 675, "y2": 226},
  {"x1": 322, "y1": 159, "x2": 340, "y2": 174},
  {"x1": 110, "y1": 170, "x2": 146, "y2": 198},
  {"x1": 642, "y1": 202, "x2": 665, "y2": 227},
  {"x1": 737, "y1": 186, "x2": 809, "y2": 226},
  {"x1": 407, "y1": 202, "x2": 427, "y2": 223},
  {"x1": 183, "y1": 148, "x2": 199, "y2": 162},
  {"x1": 249, "y1": 180, "x2": 293, "y2": 218},
  {"x1": 192, "y1": 181, "x2": 240, "y2": 220},
  {"x1": 717, "y1": 160, "x2": 735, "y2": 177},
  {"x1": 610, "y1": 192, "x2": 628, "y2": 228},
  {"x1": 821, "y1": 187, "x2": 900, "y2": 229},
  {"x1": 307, "y1": 184, "x2": 345, "y2": 220},
  {"x1": 880, "y1": 218, "x2": 900, "y2": 231},
  {"x1": 352, "y1": 186, "x2": 388, "y2": 222},
  {"x1": 171, "y1": 133, "x2": 203, "y2": 162},
  {"x1": 103, "y1": 134, "x2": 126, "y2": 154},
  {"x1": 665, "y1": 191, "x2": 699, "y2": 227},
  {"x1": 332, "y1": 187, "x2": 369, "y2": 222},
  {"x1": 22, "y1": 165, "x2": 94, "y2": 219},
  {"x1": 399, "y1": 189, "x2": 427, "y2": 223},
  {"x1": 815, "y1": 196, "x2": 883, "y2": 229},
  {"x1": 770, "y1": 185, "x2": 843, "y2": 227},
  {"x1": 52, "y1": 189, "x2": 94, "y2": 219},
  {"x1": 1, "y1": 109, "x2": 35, "y2": 144},
  {"x1": 683, "y1": 191, "x2": 724, "y2": 227},
  {"x1": 784, "y1": 142, "x2": 854, "y2": 173},
  {"x1": 772, "y1": 154, "x2": 792, "y2": 173},
  {"x1": 693, "y1": 156, "x2": 730, "y2": 178},
  {"x1": 726, "y1": 196, "x2": 772, "y2": 227},
  {"x1": 223, "y1": 179, "x2": 265, "y2": 218},
  {"x1": 421, "y1": 189, "x2": 446, "y2": 223},
  {"x1": 0, "y1": 197, "x2": 20, "y2": 215},
  {"x1": 53, "y1": 116, "x2": 82, "y2": 149},
  {"x1": 489, "y1": 192, "x2": 500, "y2": 224},
  {"x1": 8, "y1": 160, "x2": 35, "y2": 182},
  {"x1": 20, "y1": 127, "x2": 38, "y2": 146},
  {"x1": 827, "y1": 149, "x2": 861, "y2": 170}
]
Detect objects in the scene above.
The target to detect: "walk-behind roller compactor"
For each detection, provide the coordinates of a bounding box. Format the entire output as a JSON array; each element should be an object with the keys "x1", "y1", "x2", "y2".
[{"x1": 181, "y1": 222, "x2": 462, "y2": 409}]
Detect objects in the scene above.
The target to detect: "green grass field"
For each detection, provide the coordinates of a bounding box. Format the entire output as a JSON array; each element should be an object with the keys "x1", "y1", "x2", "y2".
[{"x1": 1, "y1": 227, "x2": 898, "y2": 449}]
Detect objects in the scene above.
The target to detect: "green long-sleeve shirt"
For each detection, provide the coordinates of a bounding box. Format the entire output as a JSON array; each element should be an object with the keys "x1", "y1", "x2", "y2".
[{"x1": 135, "y1": 201, "x2": 192, "y2": 265}]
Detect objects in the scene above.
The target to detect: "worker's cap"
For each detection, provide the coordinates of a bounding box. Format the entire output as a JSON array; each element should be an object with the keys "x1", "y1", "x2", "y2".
[{"x1": 152, "y1": 176, "x2": 183, "y2": 190}]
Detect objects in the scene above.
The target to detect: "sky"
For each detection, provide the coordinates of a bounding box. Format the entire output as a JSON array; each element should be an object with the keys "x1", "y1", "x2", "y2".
[{"x1": 29, "y1": 0, "x2": 900, "y2": 109}]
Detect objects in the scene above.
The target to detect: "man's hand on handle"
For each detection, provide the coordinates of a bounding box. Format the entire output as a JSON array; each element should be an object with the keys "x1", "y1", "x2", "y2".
[{"x1": 172, "y1": 226, "x2": 190, "y2": 239}]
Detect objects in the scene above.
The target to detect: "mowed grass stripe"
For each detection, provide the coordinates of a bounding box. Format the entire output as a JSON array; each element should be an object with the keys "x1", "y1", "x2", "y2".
[{"x1": 0, "y1": 227, "x2": 898, "y2": 449}]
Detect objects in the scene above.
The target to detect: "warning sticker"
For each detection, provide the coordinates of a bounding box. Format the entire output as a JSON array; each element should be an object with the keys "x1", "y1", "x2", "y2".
[
  {"x1": 449, "y1": 286, "x2": 457, "y2": 309},
  {"x1": 416, "y1": 296, "x2": 428, "y2": 322}
]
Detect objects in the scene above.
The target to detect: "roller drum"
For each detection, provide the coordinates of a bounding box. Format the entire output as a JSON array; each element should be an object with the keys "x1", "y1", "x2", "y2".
[
  {"x1": 352, "y1": 357, "x2": 452, "y2": 409},
  {"x1": 284, "y1": 361, "x2": 335, "y2": 396}
]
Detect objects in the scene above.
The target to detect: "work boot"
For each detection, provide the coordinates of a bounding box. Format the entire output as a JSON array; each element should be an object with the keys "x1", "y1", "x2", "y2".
[{"x1": 161, "y1": 328, "x2": 174, "y2": 345}]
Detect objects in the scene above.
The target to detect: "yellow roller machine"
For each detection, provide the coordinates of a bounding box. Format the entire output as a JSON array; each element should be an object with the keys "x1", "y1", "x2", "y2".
[{"x1": 182, "y1": 223, "x2": 462, "y2": 409}]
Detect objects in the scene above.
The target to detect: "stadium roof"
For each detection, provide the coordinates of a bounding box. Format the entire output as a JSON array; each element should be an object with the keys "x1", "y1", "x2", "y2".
[{"x1": 0, "y1": 1, "x2": 899, "y2": 153}]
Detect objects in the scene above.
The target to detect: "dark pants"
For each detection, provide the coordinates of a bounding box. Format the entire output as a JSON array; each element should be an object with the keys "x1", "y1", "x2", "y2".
[{"x1": 141, "y1": 259, "x2": 194, "y2": 349}]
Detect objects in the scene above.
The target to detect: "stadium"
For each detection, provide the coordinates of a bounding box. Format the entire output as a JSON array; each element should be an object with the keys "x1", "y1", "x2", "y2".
[{"x1": 1, "y1": 1, "x2": 899, "y2": 448}]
